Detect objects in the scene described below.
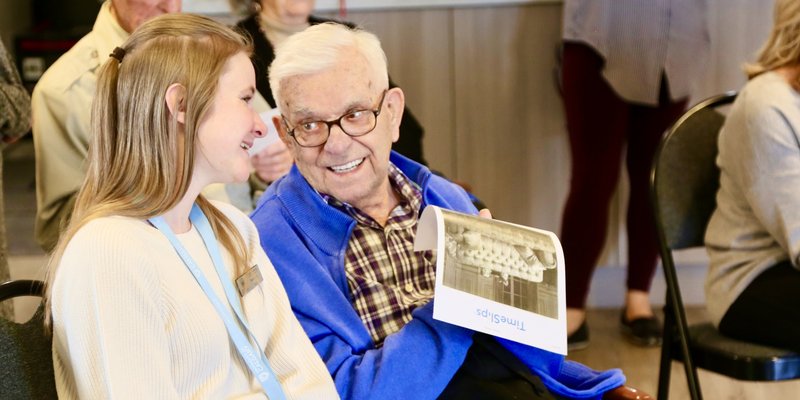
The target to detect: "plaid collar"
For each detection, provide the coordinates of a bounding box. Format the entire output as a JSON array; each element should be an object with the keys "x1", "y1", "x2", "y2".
[{"x1": 321, "y1": 163, "x2": 423, "y2": 229}]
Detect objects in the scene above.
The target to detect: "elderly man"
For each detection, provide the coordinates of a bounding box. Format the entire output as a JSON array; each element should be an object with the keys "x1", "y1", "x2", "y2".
[
  {"x1": 32, "y1": 0, "x2": 182, "y2": 252},
  {"x1": 251, "y1": 23, "x2": 629, "y2": 399}
]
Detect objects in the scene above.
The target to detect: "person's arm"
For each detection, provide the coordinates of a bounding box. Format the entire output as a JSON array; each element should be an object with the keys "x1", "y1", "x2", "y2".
[
  {"x1": 0, "y1": 38, "x2": 30, "y2": 140},
  {"x1": 31, "y1": 73, "x2": 92, "y2": 251},
  {"x1": 257, "y1": 212, "x2": 474, "y2": 400},
  {"x1": 726, "y1": 96, "x2": 800, "y2": 266},
  {"x1": 498, "y1": 339, "x2": 625, "y2": 399},
  {"x1": 316, "y1": 301, "x2": 472, "y2": 399}
]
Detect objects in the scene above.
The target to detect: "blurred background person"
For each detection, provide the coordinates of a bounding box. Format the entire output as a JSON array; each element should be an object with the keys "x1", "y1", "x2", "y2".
[
  {"x1": 558, "y1": 0, "x2": 709, "y2": 349},
  {"x1": 705, "y1": 0, "x2": 800, "y2": 353},
  {"x1": 0, "y1": 36, "x2": 31, "y2": 319}
]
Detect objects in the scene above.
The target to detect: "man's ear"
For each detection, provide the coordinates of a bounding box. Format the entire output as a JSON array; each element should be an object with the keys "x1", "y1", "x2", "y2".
[
  {"x1": 165, "y1": 83, "x2": 187, "y2": 124},
  {"x1": 385, "y1": 87, "x2": 405, "y2": 143},
  {"x1": 272, "y1": 115, "x2": 293, "y2": 147}
]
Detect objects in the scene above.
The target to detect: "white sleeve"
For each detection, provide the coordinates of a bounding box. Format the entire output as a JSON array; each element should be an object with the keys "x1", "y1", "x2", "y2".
[{"x1": 51, "y1": 224, "x2": 182, "y2": 399}]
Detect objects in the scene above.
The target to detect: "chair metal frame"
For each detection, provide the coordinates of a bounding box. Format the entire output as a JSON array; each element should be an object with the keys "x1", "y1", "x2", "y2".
[
  {"x1": 0, "y1": 279, "x2": 45, "y2": 301},
  {"x1": 650, "y1": 91, "x2": 800, "y2": 400}
]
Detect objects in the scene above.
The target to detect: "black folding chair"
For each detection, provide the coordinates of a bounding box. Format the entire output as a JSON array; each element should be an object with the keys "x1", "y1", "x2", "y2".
[
  {"x1": 0, "y1": 279, "x2": 57, "y2": 399},
  {"x1": 650, "y1": 91, "x2": 800, "y2": 400}
]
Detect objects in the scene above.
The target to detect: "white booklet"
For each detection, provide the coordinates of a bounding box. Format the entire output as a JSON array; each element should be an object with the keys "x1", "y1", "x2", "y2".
[{"x1": 414, "y1": 206, "x2": 567, "y2": 355}]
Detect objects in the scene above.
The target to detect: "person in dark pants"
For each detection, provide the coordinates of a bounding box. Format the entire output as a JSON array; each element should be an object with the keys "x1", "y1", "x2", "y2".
[{"x1": 559, "y1": 0, "x2": 709, "y2": 350}]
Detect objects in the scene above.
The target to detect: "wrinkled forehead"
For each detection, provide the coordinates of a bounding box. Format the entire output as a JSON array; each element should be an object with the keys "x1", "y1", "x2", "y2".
[{"x1": 279, "y1": 54, "x2": 382, "y2": 119}]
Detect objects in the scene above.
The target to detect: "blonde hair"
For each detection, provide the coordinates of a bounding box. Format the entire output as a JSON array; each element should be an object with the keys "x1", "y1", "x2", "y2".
[
  {"x1": 45, "y1": 14, "x2": 254, "y2": 324},
  {"x1": 269, "y1": 22, "x2": 388, "y2": 107},
  {"x1": 746, "y1": 0, "x2": 800, "y2": 80}
]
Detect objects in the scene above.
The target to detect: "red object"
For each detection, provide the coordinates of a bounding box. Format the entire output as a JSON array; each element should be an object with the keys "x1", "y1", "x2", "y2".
[
  {"x1": 17, "y1": 38, "x2": 77, "y2": 52},
  {"x1": 339, "y1": 0, "x2": 347, "y2": 18}
]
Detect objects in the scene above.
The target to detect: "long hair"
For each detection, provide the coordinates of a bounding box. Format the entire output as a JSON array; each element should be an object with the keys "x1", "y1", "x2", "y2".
[
  {"x1": 45, "y1": 13, "x2": 254, "y2": 324},
  {"x1": 746, "y1": 0, "x2": 800, "y2": 81},
  {"x1": 269, "y1": 22, "x2": 389, "y2": 107}
]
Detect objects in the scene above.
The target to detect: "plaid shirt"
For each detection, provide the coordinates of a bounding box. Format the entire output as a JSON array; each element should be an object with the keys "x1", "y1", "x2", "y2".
[{"x1": 323, "y1": 164, "x2": 435, "y2": 346}]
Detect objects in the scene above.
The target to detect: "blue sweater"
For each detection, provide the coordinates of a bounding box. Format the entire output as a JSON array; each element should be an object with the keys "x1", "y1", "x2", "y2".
[{"x1": 250, "y1": 152, "x2": 624, "y2": 399}]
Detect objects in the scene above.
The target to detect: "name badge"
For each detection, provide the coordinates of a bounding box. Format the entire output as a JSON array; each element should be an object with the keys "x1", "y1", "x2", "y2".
[{"x1": 236, "y1": 265, "x2": 263, "y2": 296}]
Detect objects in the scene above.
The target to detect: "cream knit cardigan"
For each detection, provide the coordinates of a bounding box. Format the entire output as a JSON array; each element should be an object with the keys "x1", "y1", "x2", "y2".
[{"x1": 51, "y1": 201, "x2": 338, "y2": 399}]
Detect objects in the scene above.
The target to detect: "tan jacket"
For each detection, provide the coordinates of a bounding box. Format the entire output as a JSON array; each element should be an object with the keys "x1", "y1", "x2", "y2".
[{"x1": 31, "y1": 1, "x2": 127, "y2": 252}]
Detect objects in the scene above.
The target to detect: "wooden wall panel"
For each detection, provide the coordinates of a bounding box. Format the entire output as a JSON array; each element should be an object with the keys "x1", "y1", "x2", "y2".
[{"x1": 451, "y1": 3, "x2": 623, "y2": 265}]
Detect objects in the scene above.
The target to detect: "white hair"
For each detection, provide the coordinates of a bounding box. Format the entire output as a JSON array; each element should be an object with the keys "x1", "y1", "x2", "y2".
[{"x1": 269, "y1": 22, "x2": 389, "y2": 106}]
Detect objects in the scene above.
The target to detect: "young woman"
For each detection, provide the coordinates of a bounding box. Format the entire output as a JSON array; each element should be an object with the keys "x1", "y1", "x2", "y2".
[{"x1": 45, "y1": 14, "x2": 338, "y2": 399}]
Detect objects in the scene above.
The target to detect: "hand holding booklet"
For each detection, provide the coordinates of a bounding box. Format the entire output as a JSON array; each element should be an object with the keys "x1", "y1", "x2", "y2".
[{"x1": 414, "y1": 206, "x2": 567, "y2": 354}]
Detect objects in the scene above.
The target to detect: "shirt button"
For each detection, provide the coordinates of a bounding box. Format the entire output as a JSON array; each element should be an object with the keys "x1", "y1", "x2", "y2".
[{"x1": 404, "y1": 282, "x2": 414, "y2": 293}]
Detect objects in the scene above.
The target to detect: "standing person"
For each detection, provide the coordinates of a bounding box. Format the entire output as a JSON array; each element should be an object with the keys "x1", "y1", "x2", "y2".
[
  {"x1": 231, "y1": 0, "x2": 428, "y2": 187},
  {"x1": 250, "y1": 22, "x2": 636, "y2": 400},
  {"x1": 705, "y1": 0, "x2": 800, "y2": 353},
  {"x1": 46, "y1": 14, "x2": 338, "y2": 399},
  {"x1": 559, "y1": 0, "x2": 710, "y2": 349},
  {"x1": 0, "y1": 36, "x2": 31, "y2": 319},
  {"x1": 32, "y1": 0, "x2": 182, "y2": 253}
]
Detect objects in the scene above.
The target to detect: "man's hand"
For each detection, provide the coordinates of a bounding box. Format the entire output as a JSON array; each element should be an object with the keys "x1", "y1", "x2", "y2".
[
  {"x1": 252, "y1": 140, "x2": 293, "y2": 183},
  {"x1": 478, "y1": 209, "x2": 492, "y2": 219}
]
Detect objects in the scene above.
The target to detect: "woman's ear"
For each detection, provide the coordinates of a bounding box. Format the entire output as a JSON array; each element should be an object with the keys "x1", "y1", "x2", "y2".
[{"x1": 165, "y1": 83, "x2": 187, "y2": 124}]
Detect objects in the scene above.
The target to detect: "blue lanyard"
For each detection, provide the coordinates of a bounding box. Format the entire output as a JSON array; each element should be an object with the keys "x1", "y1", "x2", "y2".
[{"x1": 149, "y1": 204, "x2": 287, "y2": 400}]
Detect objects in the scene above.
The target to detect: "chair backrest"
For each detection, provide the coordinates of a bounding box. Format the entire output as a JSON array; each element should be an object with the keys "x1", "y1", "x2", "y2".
[
  {"x1": 651, "y1": 92, "x2": 737, "y2": 251},
  {"x1": 0, "y1": 279, "x2": 57, "y2": 399}
]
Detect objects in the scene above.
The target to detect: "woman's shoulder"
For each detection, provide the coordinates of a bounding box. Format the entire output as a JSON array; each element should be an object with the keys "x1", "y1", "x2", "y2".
[
  {"x1": 739, "y1": 72, "x2": 800, "y2": 113},
  {"x1": 722, "y1": 72, "x2": 800, "y2": 133},
  {"x1": 69, "y1": 215, "x2": 156, "y2": 247},
  {"x1": 58, "y1": 216, "x2": 165, "y2": 283}
]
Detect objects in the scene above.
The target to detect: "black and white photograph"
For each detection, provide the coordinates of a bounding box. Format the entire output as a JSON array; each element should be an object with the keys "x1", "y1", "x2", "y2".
[
  {"x1": 415, "y1": 206, "x2": 567, "y2": 354},
  {"x1": 441, "y1": 211, "x2": 559, "y2": 319}
]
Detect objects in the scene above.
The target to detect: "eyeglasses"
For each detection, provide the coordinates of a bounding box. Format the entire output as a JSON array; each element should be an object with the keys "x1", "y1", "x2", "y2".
[{"x1": 282, "y1": 90, "x2": 388, "y2": 148}]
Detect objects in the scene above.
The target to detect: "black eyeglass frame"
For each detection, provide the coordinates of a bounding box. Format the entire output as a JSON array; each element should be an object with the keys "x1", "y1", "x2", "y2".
[{"x1": 281, "y1": 89, "x2": 389, "y2": 148}]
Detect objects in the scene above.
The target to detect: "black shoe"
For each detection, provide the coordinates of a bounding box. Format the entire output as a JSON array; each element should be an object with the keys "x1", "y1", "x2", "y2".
[
  {"x1": 567, "y1": 320, "x2": 589, "y2": 351},
  {"x1": 620, "y1": 313, "x2": 662, "y2": 347}
]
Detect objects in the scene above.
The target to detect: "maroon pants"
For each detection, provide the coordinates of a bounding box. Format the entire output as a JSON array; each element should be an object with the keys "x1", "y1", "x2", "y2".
[{"x1": 560, "y1": 42, "x2": 688, "y2": 309}]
